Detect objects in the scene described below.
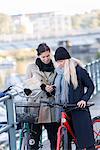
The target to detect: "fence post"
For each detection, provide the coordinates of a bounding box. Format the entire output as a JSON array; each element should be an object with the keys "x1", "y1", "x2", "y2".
[
  {"x1": 94, "y1": 60, "x2": 98, "y2": 93},
  {"x1": 97, "y1": 59, "x2": 100, "y2": 91},
  {"x1": 5, "y1": 95, "x2": 16, "y2": 150}
]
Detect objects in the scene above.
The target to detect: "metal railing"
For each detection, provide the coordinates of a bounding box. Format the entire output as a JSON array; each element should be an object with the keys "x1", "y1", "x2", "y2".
[
  {"x1": 85, "y1": 59, "x2": 100, "y2": 95},
  {"x1": 0, "y1": 59, "x2": 100, "y2": 150},
  {"x1": 0, "y1": 92, "x2": 21, "y2": 150}
]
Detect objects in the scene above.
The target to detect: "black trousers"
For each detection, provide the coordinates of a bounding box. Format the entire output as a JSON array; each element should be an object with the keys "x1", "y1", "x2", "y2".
[{"x1": 28, "y1": 122, "x2": 59, "y2": 150}]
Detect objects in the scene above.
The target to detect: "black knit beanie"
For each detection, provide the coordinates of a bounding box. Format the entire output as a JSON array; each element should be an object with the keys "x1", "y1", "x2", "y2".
[
  {"x1": 54, "y1": 47, "x2": 71, "y2": 61},
  {"x1": 36, "y1": 43, "x2": 50, "y2": 56}
]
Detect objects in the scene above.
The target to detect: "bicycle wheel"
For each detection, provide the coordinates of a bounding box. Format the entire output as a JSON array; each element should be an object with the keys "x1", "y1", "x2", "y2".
[
  {"x1": 19, "y1": 123, "x2": 30, "y2": 150},
  {"x1": 92, "y1": 116, "x2": 100, "y2": 149},
  {"x1": 60, "y1": 127, "x2": 68, "y2": 150},
  {"x1": 18, "y1": 128, "x2": 28, "y2": 150},
  {"x1": 21, "y1": 136, "x2": 28, "y2": 150}
]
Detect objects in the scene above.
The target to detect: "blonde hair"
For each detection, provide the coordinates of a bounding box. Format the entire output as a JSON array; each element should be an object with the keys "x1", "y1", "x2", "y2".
[{"x1": 64, "y1": 58, "x2": 84, "y2": 89}]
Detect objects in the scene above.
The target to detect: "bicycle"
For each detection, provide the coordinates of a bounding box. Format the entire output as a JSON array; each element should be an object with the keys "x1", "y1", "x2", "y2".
[
  {"x1": 0, "y1": 89, "x2": 41, "y2": 150},
  {"x1": 56, "y1": 103, "x2": 100, "y2": 150},
  {"x1": 15, "y1": 101, "x2": 43, "y2": 150},
  {"x1": 92, "y1": 115, "x2": 100, "y2": 149},
  {"x1": 41, "y1": 101, "x2": 98, "y2": 150},
  {"x1": 4, "y1": 85, "x2": 43, "y2": 150},
  {"x1": 57, "y1": 103, "x2": 98, "y2": 150}
]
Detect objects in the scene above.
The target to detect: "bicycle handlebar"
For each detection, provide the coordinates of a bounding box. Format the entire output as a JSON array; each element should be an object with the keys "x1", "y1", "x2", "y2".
[
  {"x1": 15, "y1": 100, "x2": 94, "y2": 108},
  {"x1": 3, "y1": 85, "x2": 95, "y2": 109},
  {"x1": 3, "y1": 85, "x2": 42, "y2": 99},
  {"x1": 15, "y1": 102, "x2": 40, "y2": 107},
  {"x1": 40, "y1": 101, "x2": 94, "y2": 108},
  {"x1": 4, "y1": 85, "x2": 94, "y2": 110}
]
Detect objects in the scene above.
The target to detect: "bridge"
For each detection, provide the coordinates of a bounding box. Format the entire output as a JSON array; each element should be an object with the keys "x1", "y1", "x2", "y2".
[
  {"x1": 0, "y1": 59, "x2": 100, "y2": 150},
  {"x1": 0, "y1": 31, "x2": 100, "y2": 50}
]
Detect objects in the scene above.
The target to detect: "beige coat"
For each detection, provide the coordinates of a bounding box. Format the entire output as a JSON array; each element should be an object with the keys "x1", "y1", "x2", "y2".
[{"x1": 24, "y1": 63, "x2": 56, "y2": 123}]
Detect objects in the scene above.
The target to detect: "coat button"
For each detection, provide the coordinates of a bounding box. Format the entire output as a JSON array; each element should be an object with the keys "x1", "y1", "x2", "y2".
[{"x1": 41, "y1": 96, "x2": 43, "y2": 99}]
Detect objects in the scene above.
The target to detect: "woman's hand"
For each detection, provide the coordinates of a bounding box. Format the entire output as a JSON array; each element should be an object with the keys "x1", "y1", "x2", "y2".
[
  {"x1": 77, "y1": 100, "x2": 86, "y2": 108},
  {"x1": 45, "y1": 85, "x2": 54, "y2": 93}
]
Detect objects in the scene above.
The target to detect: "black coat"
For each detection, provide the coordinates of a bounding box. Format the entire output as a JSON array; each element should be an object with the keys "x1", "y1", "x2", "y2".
[{"x1": 68, "y1": 65, "x2": 95, "y2": 148}]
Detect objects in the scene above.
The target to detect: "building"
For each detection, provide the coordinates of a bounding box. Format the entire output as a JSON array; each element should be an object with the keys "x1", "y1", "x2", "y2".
[{"x1": 11, "y1": 12, "x2": 72, "y2": 39}]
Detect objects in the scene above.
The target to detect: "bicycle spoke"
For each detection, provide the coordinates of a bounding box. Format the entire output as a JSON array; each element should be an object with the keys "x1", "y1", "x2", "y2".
[{"x1": 92, "y1": 117, "x2": 100, "y2": 149}]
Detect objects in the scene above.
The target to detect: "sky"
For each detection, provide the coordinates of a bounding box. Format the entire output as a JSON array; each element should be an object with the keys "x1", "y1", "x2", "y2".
[{"x1": 0, "y1": 0, "x2": 99, "y2": 15}]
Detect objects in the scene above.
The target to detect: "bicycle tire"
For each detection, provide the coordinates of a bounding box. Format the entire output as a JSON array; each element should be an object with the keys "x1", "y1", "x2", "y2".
[
  {"x1": 92, "y1": 116, "x2": 100, "y2": 149},
  {"x1": 60, "y1": 127, "x2": 68, "y2": 150},
  {"x1": 21, "y1": 137, "x2": 27, "y2": 150},
  {"x1": 21, "y1": 132, "x2": 29, "y2": 150},
  {"x1": 19, "y1": 123, "x2": 30, "y2": 150},
  {"x1": 18, "y1": 129, "x2": 28, "y2": 150}
]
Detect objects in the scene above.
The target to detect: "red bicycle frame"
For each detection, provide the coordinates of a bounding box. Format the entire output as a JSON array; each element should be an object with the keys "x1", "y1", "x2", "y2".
[{"x1": 56, "y1": 112, "x2": 77, "y2": 150}]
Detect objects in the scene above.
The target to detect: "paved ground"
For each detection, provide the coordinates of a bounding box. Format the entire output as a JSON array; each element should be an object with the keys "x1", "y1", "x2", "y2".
[
  {"x1": 90, "y1": 93, "x2": 100, "y2": 118},
  {"x1": 39, "y1": 140, "x2": 76, "y2": 150},
  {"x1": 40, "y1": 93, "x2": 100, "y2": 150}
]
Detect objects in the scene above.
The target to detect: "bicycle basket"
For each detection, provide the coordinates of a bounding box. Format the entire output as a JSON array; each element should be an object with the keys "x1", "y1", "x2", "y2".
[{"x1": 15, "y1": 101, "x2": 40, "y2": 123}]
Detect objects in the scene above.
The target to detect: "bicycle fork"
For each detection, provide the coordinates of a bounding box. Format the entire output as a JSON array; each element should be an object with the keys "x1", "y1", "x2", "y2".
[{"x1": 56, "y1": 112, "x2": 77, "y2": 150}]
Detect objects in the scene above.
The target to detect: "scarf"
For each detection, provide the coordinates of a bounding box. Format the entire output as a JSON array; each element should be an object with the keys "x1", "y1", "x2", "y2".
[
  {"x1": 54, "y1": 68, "x2": 69, "y2": 122},
  {"x1": 55, "y1": 68, "x2": 69, "y2": 105},
  {"x1": 35, "y1": 58, "x2": 55, "y2": 72}
]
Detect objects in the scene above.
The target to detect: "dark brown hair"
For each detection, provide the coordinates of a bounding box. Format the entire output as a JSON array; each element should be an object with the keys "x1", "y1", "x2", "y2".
[{"x1": 36, "y1": 43, "x2": 50, "y2": 56}]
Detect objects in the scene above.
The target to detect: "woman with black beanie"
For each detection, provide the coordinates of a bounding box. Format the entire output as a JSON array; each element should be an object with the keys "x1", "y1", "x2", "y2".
[
  {"x1": 24, "y1": 43, "x2": 59, "y2": 150},
  {"x1": 54, "y1": 47, "x2": 95, "y2": 150}
]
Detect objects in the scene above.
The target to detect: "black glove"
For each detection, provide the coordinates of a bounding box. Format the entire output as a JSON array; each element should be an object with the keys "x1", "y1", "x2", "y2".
[
  {"x1": 24, "y1": 88, "x2": 32, "y2": 96},
  {"x1": 40, "y1": 84, "x2": 46, "y2": 91}
]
